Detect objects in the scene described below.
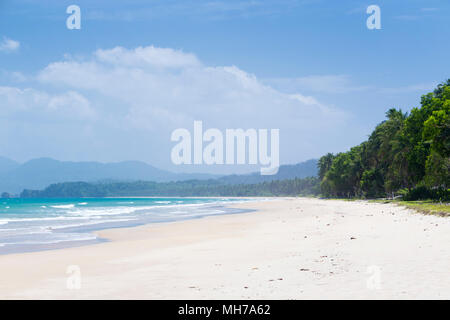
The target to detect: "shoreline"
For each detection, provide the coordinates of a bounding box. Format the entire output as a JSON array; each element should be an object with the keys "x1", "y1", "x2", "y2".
[
  {"x1": 0, "y1": 198, "x2": 258, "y2": 255},
  {"x1": 0, "y1": 197, "x2": 449, "y2": 299}
]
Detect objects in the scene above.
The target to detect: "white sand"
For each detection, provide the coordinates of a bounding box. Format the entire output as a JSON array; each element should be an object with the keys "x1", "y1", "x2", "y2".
[{"x1": 0, "y1": 198, "x2": 449, "y2": 299}]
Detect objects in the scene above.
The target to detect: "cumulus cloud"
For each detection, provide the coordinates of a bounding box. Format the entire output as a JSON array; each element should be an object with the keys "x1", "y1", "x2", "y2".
[
  {"x1": 94, "y1": 46, "x2": 201, "y2": 69},
  {"x1": 0, "y1": 87, "x2": 95, "y2": 120},
  {"x1": 38, "y1": 46, "x2": 346, "y2": 129},
  {"x1": 0, "y1": 37, "x2": 20, "y2": 52},
  {"x1": 3, "y1": 45, "x2": 349, "y2": 171}
]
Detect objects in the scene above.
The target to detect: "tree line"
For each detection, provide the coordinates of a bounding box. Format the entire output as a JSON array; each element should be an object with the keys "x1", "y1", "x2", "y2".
[
  {"x1": 318, "y1": 80, "x2": 449, "y2": 200},
  {"x1": 20, "y1": 177, "x2": 320, "y2": 198}
]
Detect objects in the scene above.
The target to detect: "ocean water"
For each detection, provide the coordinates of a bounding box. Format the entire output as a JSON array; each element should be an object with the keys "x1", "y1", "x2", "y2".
[{"x1": 0, "y1": 197, "x2": 251, "y2": 254}]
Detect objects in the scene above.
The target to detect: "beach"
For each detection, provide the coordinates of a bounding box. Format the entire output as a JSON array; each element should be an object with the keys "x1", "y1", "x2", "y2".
[{"x1": 0, "y1": 197, "x2": 449, "y2": 299}]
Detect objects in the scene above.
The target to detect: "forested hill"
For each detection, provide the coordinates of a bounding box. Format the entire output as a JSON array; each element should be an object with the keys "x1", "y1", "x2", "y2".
[
  {"x1": 0, "y1": 158, "x2": 317, "y2": 194},
  {"x1": 318, "y1": 80, "x2": 449, "y2": 200},
  {"x1": 20, "y1": 177, "x2": 320, "y2": 198},
  {"x1": 17, "y1": 160, "x2": 319, "y2": 198},
  {"x1": 217, "y1": 159, "x2": 318, "y2": 184}
]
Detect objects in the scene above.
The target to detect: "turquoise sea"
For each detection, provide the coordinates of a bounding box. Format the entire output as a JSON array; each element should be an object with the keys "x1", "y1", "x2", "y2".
[{"x1": 0, "y1": 197, "x2": 250, "y2": 254}]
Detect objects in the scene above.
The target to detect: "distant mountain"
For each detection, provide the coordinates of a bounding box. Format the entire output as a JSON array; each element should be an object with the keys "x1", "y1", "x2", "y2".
[
  {"x1": 0, "y1": 156, "x2": 19, "y2": 175},
  {"x1": 0, "y1": 157, "x2": 318, "y2": 194},
  {"x1": 218, "y1": 159, "x2": 318, "y2": 185},
  {"x1": 0, "y1": 158, "x2": 218, "y2": 194}
]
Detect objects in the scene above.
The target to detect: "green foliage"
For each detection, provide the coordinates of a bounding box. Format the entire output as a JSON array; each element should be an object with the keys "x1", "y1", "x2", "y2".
[
  {"x1": 318, "y1": 80, "x2": 450, "y2": 199},
  {"x1": 403, "y1": 186, "x2": 449, "y2": 202},
  {"x1": 318, "y1": 153, "x2": 334, "y2": 180},
  {"x1": 20, "y1": 177, "x2": 321, "y2": 198}
]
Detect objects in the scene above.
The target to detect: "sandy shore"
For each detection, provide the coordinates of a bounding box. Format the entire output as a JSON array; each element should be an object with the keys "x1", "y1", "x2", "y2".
[{"x1": 0, "y1": 198, "x2": 449, "y2": 299}]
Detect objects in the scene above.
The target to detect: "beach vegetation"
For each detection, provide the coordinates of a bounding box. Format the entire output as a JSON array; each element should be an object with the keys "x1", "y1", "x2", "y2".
[{"x1": 318, "y1": 80, "x2": 450, "y2": 203}]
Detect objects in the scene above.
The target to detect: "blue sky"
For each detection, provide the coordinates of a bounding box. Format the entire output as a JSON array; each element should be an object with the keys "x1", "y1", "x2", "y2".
[{"x1": 0, "y1": 0, "x2": 449, "y2": 173}]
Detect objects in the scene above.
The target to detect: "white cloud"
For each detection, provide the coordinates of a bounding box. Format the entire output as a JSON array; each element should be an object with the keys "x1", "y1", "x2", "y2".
[
  {"x1": 0, "y1": 37, "x2": 20, "y2": 53},
  {"x1": 2, "y1": 45, "x2": 350, "y2": 170},
  {"x1": 0, "y1": 87, "x2": 95, "y2": 120},
  {"x1": 94, "y1": 46, "x2": 201, "y2": 69},
  {"x1": 38, "y1": 46, "x2": 347, "y2": 130}
]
